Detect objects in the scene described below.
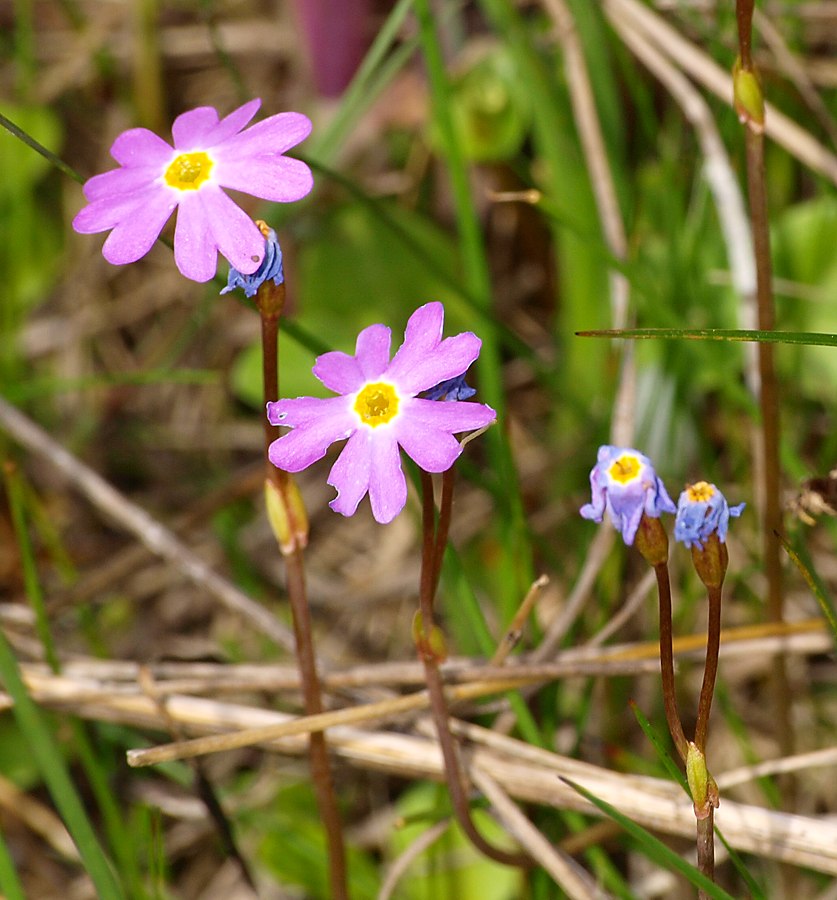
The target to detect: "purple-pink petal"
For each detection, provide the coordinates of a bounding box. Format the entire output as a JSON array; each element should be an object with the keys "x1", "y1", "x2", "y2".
[
  {"x1": 328, "y1": 430, "x2": 372, "y2": 517},
  {"x1": 368, "y1": 434, "x2": 407, "y2": 524},
  {"x1": 172, "y1": 189, "x2": 265, "y2": 281},
  {"x1": 110, "y1": 128, "x2": 173, "y2": 168},
  {"x1": 171, "y1": 106, "x2": 220, "y2": 149},
  {"x1": 218, "y1": 112, "x2": 313, "y2": 158},
  {"x1": 355, "y1": 324, "x2": 392, "y2": 380},
  {"x1": 202, "y1": 98, "x2": 261, "y2": 146},
  {"x1": 313, "y1": 351, "x2": 365, "y2": 394},
  {"x1": 82, "y1": 166, "x2": 161, "y2": 202},
  {"x1": 198, "y1": 187, "x2": 266, "y2": 274},
  {"x1": 215, "y1": 156, "x2": 313, "y2": 203},
  {"x1": 398, "y1": 397, "x2": 495, "y2": 433},
  {"x1": 73, "y1": 184, "x2": 172, "y2": 234},
  {"x1": 99, "y1": 191, "x2": 176, "y2": 264},
  {"x1": 173, "y1": 194, "x2": 216, "y2": 282},
  {"x1": 268, "y1": 413, "x2": 356, "y2": 472},
  {"x1": 267, "y1": 396, "x2": 354, "y2": 429},
  {"x1": 387, "y1": 302, "x2": 443, "y2": 376},
  {"x1": 388, "y1": 332, "x2": 482, "y2": 394},
  {"x1": 396, "y1": 424, "x2": 462, "y2": 473}
]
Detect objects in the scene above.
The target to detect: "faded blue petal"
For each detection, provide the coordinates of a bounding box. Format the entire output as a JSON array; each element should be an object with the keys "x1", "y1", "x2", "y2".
[
  {"x1": 674, "y1": 482, "x2": 745, "y2": 550},
  {"x1": 221, "y1": 226, "x2": 284, "y2": 298},
  {"x1": 580, "y1": 445, "x2": 675, "y2": 546},
  {"x1": 424, "y1": 373, "x2": 477, "y2": 402}
]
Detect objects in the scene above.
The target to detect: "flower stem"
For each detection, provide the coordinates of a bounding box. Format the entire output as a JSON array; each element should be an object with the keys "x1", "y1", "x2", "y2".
[
  {"x1": 653, "y1": 562, "x2": 689, "y2": 762},
  {"x1": 258, "y1": 288, "x2": 348, "y2": 900},
  {"x1": 694, "y1": 585, "x2": 722, "y2": 753},
  {"x1": 735, "y1": 0, "x2": 794, "y2": 772},
  {"x1": 417, "y1": 471, "x2": 530, "y2": 869},
  {"x1": 696, "y1": 810, "x2": 715, "y2": 899}
]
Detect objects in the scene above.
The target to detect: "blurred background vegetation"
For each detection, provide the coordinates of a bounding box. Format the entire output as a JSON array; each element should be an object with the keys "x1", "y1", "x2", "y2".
[{"x1": 2, "y1": 0, "x2": 837, "y2": 896}]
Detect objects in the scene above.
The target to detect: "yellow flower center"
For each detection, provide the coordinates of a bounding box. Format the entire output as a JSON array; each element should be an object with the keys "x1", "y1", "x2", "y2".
[
  {"x1": 354, "y1": 382, "x2": 400, "y2": 427},
  {"x1": 686, "y1": 481, "x2": 715, "y2": 503},
  {"x1": 164, "y1": 152, "x2": 214, "y2": 190},
  {"x1": 608, "y1": 454, "x2": 641, "y2": 484}
]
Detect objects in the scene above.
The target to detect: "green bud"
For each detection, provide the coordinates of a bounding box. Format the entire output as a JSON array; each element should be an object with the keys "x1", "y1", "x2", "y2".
[
  {"x1": 264, "y1": 477, "x2": 308, "y2": 556},
  {"x1": 686, "y1": 742, "x2": 720, "y2": 819},
  {"x1": 733, "y1": 57, "x2": 765, "y2": 131},
  {"x1": 412, "y1": 611, "x2": 448, "y2": 663}
]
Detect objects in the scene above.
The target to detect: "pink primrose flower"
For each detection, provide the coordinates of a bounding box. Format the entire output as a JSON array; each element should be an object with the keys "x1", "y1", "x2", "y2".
[
  {"x1": 266, "y1": 302, "x2": 496, "y2": 524},
  {"x1": 72, "y1": 99, "x2": 313, "y2": 282}
]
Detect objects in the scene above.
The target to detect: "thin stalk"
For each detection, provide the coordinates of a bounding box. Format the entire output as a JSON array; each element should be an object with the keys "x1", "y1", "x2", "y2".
[
  {"x1": 653, "y1": 562, "x2": 689, "y2": 761},
  {"x1": 696, "y1": 812, "x2": 715, "y2": 900},
  {"x1": 417, "y1": 471, "x2": 530, "y2": 869},
  {"x1": 694, "y1": 585, "x2": 722, "y2": 752},
  {"x1": 415, "y1": 0, "x2": 533, "y2": 604},
  {"x1": 258, "y1": 287, "x2": 348, "y2": 900},
  {"x1": 735, "y1": 0, "x2": 794, "y2": 769}
]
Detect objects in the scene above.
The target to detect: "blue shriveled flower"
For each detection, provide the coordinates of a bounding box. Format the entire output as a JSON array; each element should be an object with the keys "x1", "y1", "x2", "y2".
[
  {"x1": 424, "y1": 373, "x2": 477, "y2": 402},
  {"x1": 580, "y1": 445, "x2": 676, "y2": 545},
  {"x1": 674, "y1": 482, "x2": 745, "y2": 550},
  {"x1": 221, "y1": 221, "x2": 284, "y2": 298}
]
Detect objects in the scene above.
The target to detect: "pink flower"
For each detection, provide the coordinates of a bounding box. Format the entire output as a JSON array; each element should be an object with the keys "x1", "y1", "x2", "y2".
[
  {"x1": 72, "y1": 99, "x2": 313, "y2": 282},
  {"x1": 267, "y1": 302, "x2": 496, "y2": 524}
]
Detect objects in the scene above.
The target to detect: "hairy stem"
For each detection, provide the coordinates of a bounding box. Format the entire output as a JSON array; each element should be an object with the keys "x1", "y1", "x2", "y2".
[
  {"x1": 653, "y1": 562, "x2": 689, "y2": 762},
  {"x1": 259, "y1": 292, "x2": 348, "y2": 900},
  {"x1": 418, "y1": 471, "x2": 530, "y2": 868}
]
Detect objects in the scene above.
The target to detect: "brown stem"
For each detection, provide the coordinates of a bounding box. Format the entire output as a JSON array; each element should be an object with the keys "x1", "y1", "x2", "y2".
[
  {"x1": 735, "y1": 0, "x2": 754, "y2": 70},
  {"x1": 737, "y1": 0, "x2": 794, "y2": 771},
  {"x1": 259, "y1": 294, "x2": 348, "y2": 900},
  {"x1": 654, "y1": 562, "x2": 689, "y2": 762},
  {"x1": 694, "y1": 585, "x2": 722, "y2": 752},
  {"x1": 284, "y1": 547, "x2": 348, "y2": 900},
  {"x1": 696, "y1": 809, "x2": 715, "y2": 899},
  {"x1": 417, "y1": 471, "x2": 530, "y2": 869}
]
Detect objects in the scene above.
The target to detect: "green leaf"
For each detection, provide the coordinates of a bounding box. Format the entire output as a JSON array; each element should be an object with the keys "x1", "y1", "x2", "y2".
[{"x1": 560, "y1": 778, "x2": 736, "y2": 900}]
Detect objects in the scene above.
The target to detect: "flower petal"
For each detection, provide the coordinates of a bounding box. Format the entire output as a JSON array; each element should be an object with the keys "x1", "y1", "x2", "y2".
[
  {"x1": 368, "y1": 434, "x2": 407, "y2": 524},
  {"x1": 173, "y1": 193, "x2": 216, "y2": 282},
  {"x1": 201, "y1": 188, "x2": 266, "y2": 274},
  {"x1": 268, "y1": 410, "x2": 356, "y2": 472},
  {"x1": 328, "y1": 430, "x2": 372, "y2": 517},
  {"x1": 215, "y1": 156, "x2": 314, "y2": 203},
  {"x1": 384, "y1": 303, "x2": 482, "y2": 393},
  {"x1": 73, "y1": 183, "x2": 173, "y2": 234},
  {"x1": 313, "y1": 351, "x2": 364, "y2": 394},
  {"x1": 173, "y1": 188, "x2": 264, "y2": 281},
  {"x1": 395, "y1": 423, "x2": 462, "y2": 473},
  {"x1": 400, "y1": 397, "x2": 496, "y2": 433},
  {"x1": 203, "y1": 98, "x2": 261, "y2": 146},
  {"x1": 82, "y1": 166, "x2": 161, "y2": 202},
  {"x1": 110, "y1": 128, "x2": 174, "y2": 168},
  {"x1": 355, "y1": 324, "x2": 392, "y2": 380},
  {"x1": 312, "y1": 324, "x2": 392, "y2": 393},
  {"x1": 218, "y1": 112, "x2": 313, "y2": 158},
  {"x1": 97, "y1": 191, "x2": 176, "y2": 265},
  {"x1": 171, "y1": 106, "x2": 220, "y2": 149},
  {"x1": 387, "y1": 302, "x2": 443, "y2": 375},
  {"x1": 267, "y1": 396, "x2": 352, "y2": 428}
]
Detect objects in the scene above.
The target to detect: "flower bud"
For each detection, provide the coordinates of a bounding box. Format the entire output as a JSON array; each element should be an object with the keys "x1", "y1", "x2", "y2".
[{"x1": 265, "y1": 476, "x2": 309, "y2": 556}]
